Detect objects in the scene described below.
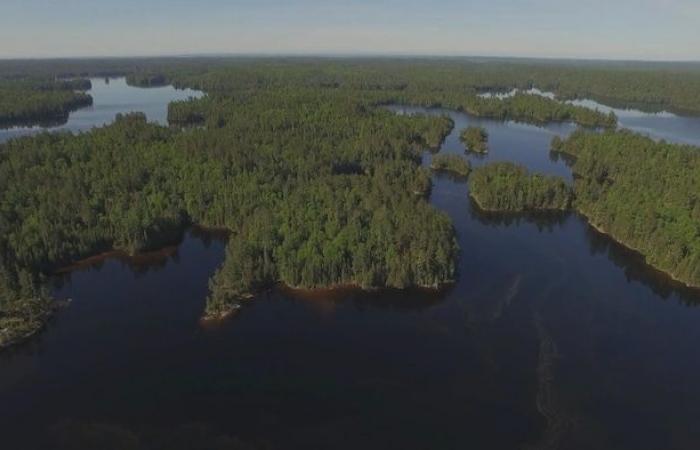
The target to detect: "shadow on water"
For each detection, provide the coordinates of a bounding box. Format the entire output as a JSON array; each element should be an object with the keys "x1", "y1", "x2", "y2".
[{"x1": 583, "y1": 219, "x2": 700, "y2": 305}]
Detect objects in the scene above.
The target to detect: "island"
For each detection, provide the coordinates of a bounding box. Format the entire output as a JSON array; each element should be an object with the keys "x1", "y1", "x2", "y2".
[
  {"x1": 468, "y1": 162, "x2": 573, "y2": 212},
  {"x1": 430, "y1": 153, "x2": 471, "y2": 177},
  {"x1": 460, "y1": 126, "x2": 489, "y2": 153}
]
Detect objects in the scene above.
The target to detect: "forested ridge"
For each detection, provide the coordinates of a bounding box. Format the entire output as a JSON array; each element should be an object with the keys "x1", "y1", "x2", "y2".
[
  {"x1": 552, "y1": 130, "x2": 700, "y2": 288},
  {"x1": 468, "y1": 162, "x2": 573, "y2": 212}
]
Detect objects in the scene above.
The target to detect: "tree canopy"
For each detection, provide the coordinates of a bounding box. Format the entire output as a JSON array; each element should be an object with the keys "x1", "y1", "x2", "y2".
[{"x1": 468, "y1": 162, "x2": 573, "y2": 212}]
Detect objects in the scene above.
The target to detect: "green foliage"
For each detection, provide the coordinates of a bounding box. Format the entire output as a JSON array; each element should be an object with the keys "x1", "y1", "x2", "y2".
[
  {"x1": 460, "y1": 126, "x2": 489, "y2": 153},
  {"x1": 554, "y1": 129, "x2": 700, "y2": 287},
  {"x1": 0, "y1": 80, "x2": 460, "y2": 322},
  {"x1": 126, "y1": 73, "x2": 169, "y2": 87},
  {"x1": 430, "y1": 154, "x2": 471, "y2": 177},
  {"x1": 469, "y1": 162, "x2": 573, "y2": 212}
]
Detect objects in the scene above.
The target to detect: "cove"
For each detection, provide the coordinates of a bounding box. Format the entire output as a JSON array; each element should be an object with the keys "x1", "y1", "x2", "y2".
[{"x1": 1, "y1": 106, "x2": 700, "y2": 450}]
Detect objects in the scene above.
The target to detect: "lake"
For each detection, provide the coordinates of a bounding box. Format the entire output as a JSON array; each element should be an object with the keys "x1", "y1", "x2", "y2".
[
  {"x1": 1, "y1": 100, "x2": 700, "y2": 449},
  {"x1": 0, "y1": 77, "x2": 203, "y2": 143}
]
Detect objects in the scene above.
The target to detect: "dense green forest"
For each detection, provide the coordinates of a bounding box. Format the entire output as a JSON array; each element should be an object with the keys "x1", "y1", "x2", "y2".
[
  {"x1": 552, "y1": 130, "x2": 700, "y2": 288},
  {"x1": 430, "y1": 154, "x2": 471, "y2": 177},
  {"x1": 468, "y1": 162, "x2": 573, "y2": 212},
  {"x1": 0, "y1": 81, "x2": 458, "y2": 336},
  {"x1": 460, "y1": 126, "x2": 489, "y2": 153},
  {"x1": 0, "y1": 79, "x2": 93, "y2": 127}
]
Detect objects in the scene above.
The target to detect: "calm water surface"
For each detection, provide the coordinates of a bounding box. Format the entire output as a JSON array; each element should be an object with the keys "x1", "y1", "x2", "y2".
[
  {"x1": 0, "y1": 105, "x2": 699, "y2": 450},
  {"x1": 0, "y1": 77, "x2": 203, "y2": 143}
]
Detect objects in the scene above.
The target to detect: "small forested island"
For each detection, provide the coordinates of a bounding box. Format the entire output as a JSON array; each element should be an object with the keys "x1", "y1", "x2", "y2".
[
  {"x1": 460, "y1": 126, "x2": 489, "y2": 153},
  {"x1": 0, "y1": 79, "x2": 93, "y2": 127},
  {"x1": 552, "y1": 130, "x2": 700, "y2": 288},
  {"x1": 468, "y1": 162, "x2": 573, "y2": 212},
  {"x1": 430, "y1": 154, "x2": 471, "y2": 177}
]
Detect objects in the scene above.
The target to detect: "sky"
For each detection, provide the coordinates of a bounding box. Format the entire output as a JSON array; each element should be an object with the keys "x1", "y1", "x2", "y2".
[{"x1": 2, "y1": 0, "x2": 699, "y2": 60}]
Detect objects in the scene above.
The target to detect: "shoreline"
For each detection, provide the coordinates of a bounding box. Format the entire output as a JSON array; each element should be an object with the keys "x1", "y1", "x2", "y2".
[{"x1": 468, "y1": 192, "x2": 700, "y2": 292}]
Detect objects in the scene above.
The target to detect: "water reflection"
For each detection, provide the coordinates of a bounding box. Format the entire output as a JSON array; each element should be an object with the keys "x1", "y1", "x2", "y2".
[
  {"x1": 469, "y1": 202, "x2": 571, "y2": 231},
  {"x1": 584, "y1": 221, "x2": 700, "y2": 305}
]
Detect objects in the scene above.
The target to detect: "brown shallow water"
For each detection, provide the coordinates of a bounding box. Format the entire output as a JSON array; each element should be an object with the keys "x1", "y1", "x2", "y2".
[{"x1": 1, "y1": 105, "x2": 700, "y2": 450}]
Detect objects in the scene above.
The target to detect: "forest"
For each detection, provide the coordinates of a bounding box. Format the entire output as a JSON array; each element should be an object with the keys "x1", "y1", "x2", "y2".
[
  {"x1": 460, "y1": 126, "x2": 489, "y2": 153},
  {"x1": 552, "y1": 130, "x2": 700, "y2": 288},
  {"x1": 468, "y1": 162, "x2": 573, "y2": 212},
  {"x1": 0, "y1": 82, "x2": 458, "y2": 337}
]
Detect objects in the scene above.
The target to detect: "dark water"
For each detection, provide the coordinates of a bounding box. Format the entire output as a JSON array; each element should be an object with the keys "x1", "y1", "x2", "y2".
[
  {"x1": 0, "y1": 77, "x2": 203, "y2": 143},
  {"x1": 1, "y1": 106, "x2": 700, "y2": 450}
]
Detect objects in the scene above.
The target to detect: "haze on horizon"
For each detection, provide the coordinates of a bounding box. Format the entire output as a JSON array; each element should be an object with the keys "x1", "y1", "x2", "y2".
[{"x1": 2, "y1": 0, "x2": 699, "y2": 61}]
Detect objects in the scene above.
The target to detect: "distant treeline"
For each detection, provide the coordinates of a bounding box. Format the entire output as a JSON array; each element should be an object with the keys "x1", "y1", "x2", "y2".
[
  {"x1": 552, "y1": 130, "x2": 700, "y2": 288},
  {"x1": 468, "y1": 162, "x2": 573, "y2": 212},
  {"x1": 2, "y1": 57, "x2": 700, "y2": 115}
]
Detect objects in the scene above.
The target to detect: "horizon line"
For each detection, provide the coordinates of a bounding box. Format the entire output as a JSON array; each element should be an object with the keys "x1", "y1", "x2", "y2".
[{"x1": 1, "y1": 52, "x2": 699, "y2": 65}]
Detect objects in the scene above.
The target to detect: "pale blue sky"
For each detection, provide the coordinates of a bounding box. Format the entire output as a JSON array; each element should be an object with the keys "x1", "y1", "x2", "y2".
[{"x1": 2, "y1": 0, "x2": 699, "y2": 60}]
